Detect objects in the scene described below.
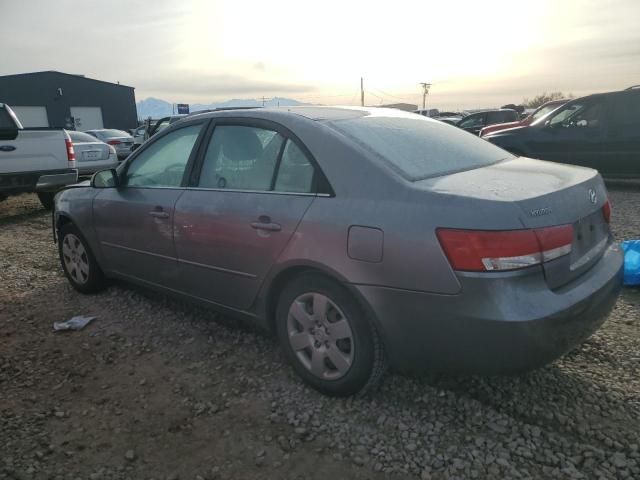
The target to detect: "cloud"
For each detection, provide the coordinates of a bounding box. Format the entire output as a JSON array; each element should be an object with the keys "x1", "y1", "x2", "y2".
[{"x1": 135, "y1": 72, "x2": 315, "y2": 99}]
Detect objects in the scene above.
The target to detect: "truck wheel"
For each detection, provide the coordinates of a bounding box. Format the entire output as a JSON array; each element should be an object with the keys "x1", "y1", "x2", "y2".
[
  {"x1": 58, "y1": 223, "x2": 107, "y2": 294},
  {"x1": 275, "y1": 273, "x2": 387, "y2": 396},
  {"x1": 37, "y1": 192, "x2": 55, "y2": 210}
]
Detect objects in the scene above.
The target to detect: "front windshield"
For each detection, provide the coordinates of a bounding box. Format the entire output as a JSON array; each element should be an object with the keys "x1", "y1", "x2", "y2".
[{"x1": 530, "y1": 103, "x2": 560, "y2": 122}]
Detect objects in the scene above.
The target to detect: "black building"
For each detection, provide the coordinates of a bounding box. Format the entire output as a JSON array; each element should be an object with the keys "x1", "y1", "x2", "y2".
[{"x1": 0, "y1": 71, "x2": 137, "y2": 131}]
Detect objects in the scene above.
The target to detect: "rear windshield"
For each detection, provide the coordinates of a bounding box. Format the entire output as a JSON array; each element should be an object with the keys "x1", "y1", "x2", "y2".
[
  {"x1": 99, "y1": 129, "x2": 130, "y2": 138},
  {"x1": 69, "y1": 131, "x2": 100, "y2": 143},
  {"x1": 329, "y1": 111, "x2": 513, "y2": 181}
]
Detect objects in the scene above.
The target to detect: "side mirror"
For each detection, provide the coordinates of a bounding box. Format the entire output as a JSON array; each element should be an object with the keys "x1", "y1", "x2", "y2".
[
  {"x1": 91, "y1": 168, "x2": 120, "y2": 188},
  {"x1": 0, "y1": 127, "x2": 19, "y2": 141}
]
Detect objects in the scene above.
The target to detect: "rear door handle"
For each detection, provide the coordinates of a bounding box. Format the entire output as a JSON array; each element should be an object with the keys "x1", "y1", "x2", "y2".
[
  {"x1": 0, "y1": 145, "x2": 16, "y2": 152},
  {"x1": 149, "y1": 208, "x2": 169, "y2": 219},
  {"x1": 250, "y1": 221, "x2": 281, "y2": 232}
]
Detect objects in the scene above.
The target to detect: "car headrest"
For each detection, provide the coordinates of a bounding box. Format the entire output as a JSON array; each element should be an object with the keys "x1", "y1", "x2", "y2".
[{"x1": 220, "y1": 127, "x2": 263, "y2": 161}]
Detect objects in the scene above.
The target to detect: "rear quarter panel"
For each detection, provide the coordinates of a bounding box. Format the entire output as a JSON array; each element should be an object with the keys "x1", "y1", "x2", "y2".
[{"x1": 55, "y1": 186, "x2": 102, "y2": 261}]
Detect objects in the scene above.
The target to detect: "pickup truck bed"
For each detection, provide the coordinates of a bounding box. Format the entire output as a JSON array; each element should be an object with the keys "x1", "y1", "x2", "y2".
[{"x1": 0, "y1": 104, "x2": 77, "y2": 208}]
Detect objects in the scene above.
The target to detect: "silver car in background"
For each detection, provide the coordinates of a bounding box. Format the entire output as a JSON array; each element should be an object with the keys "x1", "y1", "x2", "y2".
[
  {"x1": 84, "y1": 129, "x2": 134, "y2": 160},
  {"x1": 68, "y1": 131, "x2": 118, "y2": 176},
  {"x1": 53, "y1": 107, "x2": 623, "y2": 397}
]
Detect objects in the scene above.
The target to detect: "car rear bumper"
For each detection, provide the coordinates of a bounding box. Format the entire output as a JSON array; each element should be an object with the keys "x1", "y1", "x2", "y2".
[
  {"x1": 0, "y1": 169, "x2": 78, "y2": 194},
  {"x1": 353, "y1": 242, "x2": 624, "y2": 374}
]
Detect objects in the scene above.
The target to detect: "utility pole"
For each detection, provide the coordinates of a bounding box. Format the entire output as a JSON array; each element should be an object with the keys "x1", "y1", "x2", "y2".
[
  {"x1": 360, "y1": 77, "x2": 365, "y2": 107},
  {"x1": 420, "y1": 82, "x2": 432, "y2": 110}
]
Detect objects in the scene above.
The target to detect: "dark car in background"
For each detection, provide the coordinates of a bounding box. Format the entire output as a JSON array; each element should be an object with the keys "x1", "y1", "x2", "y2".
[
  {"x1": 485, "y1": 87, "x2": 640, "y2": 177},
  {"x1": 480, "y1": 99, "x2": 567, "y2": 137},
  {"x1": 456, "y1": 109, "x2": 519, "y2": 135},
  {"x1": 54, "y1": 107, "x2": 622, "y2": 396}
]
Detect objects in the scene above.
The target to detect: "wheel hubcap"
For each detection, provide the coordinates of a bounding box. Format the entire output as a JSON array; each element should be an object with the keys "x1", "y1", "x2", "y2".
[
  {"x1": 62, "y1": 234, "x2": 90, "y2": 285},
  {"x1": 286, "y1": 292, "x2": 354, "y2": 380}
]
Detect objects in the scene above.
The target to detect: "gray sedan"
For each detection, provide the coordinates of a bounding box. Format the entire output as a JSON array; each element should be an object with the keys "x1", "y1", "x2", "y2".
[
  {"x1": 68, "y1": 131, "x2": 118, "y2": 176},
  {"x1": 53, "y1": 107, "x2": 623, "y2": 396},
  {"x1": 85, "y1": 129, "x2": 134, "y2": 160}
]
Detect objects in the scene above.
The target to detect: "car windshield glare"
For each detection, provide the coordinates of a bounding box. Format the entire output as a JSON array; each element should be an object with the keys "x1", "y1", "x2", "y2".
[{"x1": 330, "y1": 111, "x2": 512, "y2": 181}]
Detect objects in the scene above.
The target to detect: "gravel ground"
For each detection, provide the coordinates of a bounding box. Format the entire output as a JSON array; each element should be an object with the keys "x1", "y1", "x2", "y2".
[{"x1": 1, "y1": 184, "x2": 639, "y2": 480}]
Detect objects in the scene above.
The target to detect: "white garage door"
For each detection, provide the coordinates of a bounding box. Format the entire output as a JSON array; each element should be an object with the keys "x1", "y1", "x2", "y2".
[
  {"x1": 11, "y1": 106, "x2": 49, "y2": 127},
  {"x1": 70, "y1": 106, "x2": 104, "y2": 131}
]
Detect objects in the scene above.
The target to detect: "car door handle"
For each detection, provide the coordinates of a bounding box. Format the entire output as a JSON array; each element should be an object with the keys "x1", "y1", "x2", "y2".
[
  {"x1": 250, "y1": 221, "x2": 282, "y2": 232},
  {"x1": 149, "y1": 210, "x2": 169, "y2": 219},
  {"x1": 0, "y1": 145, "x2": 16, "y2": 152}
]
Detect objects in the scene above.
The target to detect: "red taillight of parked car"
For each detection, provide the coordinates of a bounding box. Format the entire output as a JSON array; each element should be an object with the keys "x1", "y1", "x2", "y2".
[
  {"x1": 107, "y1": 140, "x2": 121, "y2": 146},
  {"x1": 65, "y1": 138, "x2": 76, "y2": 168},
  {"x1": 602, "y1": 200, "x2": 611, "y2": 223},
  {"x1": 436, "y1": 225, "x2": 574, "y2": 272}
]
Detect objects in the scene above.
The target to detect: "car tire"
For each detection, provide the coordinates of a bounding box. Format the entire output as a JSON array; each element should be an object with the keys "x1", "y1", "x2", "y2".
[
  {"x1": 275, "y1": 273, "x2": 387, "y2": 397},
  {"x1": 37, "y1": 192, "x2": 55, "y2": 210},
  {"x1": 58, "y1": 223, "x2": 107, "y2": 294}
]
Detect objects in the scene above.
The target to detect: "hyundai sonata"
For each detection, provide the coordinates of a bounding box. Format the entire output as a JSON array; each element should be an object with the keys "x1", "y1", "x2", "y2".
[{"x1": 53, "y1": 107, "x2": 623, "y2": 396}]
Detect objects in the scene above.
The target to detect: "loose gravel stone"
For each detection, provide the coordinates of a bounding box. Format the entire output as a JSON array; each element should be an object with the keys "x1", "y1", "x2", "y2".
[{"x1": 1, "y1": 188, "x2": 639, "y2": 479}]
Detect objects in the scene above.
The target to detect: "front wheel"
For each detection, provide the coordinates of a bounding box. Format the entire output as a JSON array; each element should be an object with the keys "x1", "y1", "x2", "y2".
[
  {"x1": 275, "y1": 274, "x2": 387, "y2": 396},
  {"x1": 58, "y1": 223, "x2": 107, "y2": 294}
]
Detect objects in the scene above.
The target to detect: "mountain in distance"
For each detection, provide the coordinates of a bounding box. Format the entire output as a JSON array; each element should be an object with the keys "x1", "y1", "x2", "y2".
[{"x1": 136, "y1": 96, "x2": 310, "y2": 119}]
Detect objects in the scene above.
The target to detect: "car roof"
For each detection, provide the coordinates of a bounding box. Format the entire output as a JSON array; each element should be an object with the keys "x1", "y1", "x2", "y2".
[{"x1": 186, "y1": 105, "x2": 378, "y2": 123}]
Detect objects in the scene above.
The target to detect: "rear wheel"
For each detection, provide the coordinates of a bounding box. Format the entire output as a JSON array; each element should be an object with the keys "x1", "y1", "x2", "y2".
[
  {"x1": 37, "y1": 192, "x2": 55, "y2": 210},
  {"x1": 58, "y1": 223, "x2": 107, "y2": 294},
  {"x1": 275, "y1": 274, "x2": 387, "y2": 396}
]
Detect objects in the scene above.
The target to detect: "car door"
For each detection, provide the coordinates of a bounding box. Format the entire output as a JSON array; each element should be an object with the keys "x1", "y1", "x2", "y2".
[
  {"x1": 562, "y1": 98, "x2": 607, "y2": 170},
  {"x1": 173, "y1": 119, "x2": 323, "y2": 310},
  {"x1": 601, "y1": 91, "x2": 640, "y2": 177},
  {"x1": 528, "y1": 99, "x2": 604, "y2": 167},
  {"x1": 93, "y1": 121, "x2": 206, "y2": 287}
]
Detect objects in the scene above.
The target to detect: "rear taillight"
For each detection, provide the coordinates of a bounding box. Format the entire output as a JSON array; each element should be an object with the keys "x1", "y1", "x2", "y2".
[
  {"x1": 107, "y1": 140, "x2": 121, "y2": 146},
  {"x1": 602, "y1": 200, "x2": 611, "y2": 223},
  {"x1": 436, "y1": 224, "x2": 574, "y2": 272},
  {"x1": 65, "y1": 137, "x2": 76, "y2": 168}
]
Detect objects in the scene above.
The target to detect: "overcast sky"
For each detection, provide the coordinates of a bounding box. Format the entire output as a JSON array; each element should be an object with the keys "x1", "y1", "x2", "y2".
[{"x1": 2, "y1": 0, "x2": 639, "y2": 109}]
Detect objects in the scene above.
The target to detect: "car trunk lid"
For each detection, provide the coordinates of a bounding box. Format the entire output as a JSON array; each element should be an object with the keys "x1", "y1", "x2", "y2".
[{"x1": 420, "y1": 157, "x2": 610, "y2": 288}]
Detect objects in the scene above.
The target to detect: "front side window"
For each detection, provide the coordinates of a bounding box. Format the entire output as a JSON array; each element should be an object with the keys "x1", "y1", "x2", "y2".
[
  {"x1": 125, "y1": 124, "x2": 202, "y2": 187},
  {"x1": 547, "y1": 100, "x2": 604, "y2": 128},
  {"x1": 531, "y1": 103, "x2": 561, "y2": 122},
  {"x1": 199, "y1": 125, "x2": 284, "y2": 191}
]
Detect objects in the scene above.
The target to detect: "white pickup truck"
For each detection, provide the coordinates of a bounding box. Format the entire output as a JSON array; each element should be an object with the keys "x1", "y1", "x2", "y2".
[{"x1": 0, "y1": 103, "x2": 78, "y2": 209}]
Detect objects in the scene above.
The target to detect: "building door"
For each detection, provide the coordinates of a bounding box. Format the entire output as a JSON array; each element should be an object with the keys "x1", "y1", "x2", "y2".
[
  {"x1": 11, "y1": 106, "x2": 49, "y2": 127},
  {"x1": 70, "y1": 106, "x2": 104, "y2": 131}
]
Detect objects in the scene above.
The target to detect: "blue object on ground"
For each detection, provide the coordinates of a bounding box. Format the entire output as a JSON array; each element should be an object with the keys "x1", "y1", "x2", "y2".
[{"x1": 622, "y1": 240, "x2": 640, "y2": 286}]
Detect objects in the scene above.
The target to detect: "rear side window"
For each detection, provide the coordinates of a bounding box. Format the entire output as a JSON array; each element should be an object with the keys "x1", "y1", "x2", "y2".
[
  {"x1": 330, "y1": 112, "x2": 513, "y2": 181},
  {"x1": 275, "y1": 140, "x2": 315, "y2": 193},
  {"x1": 610, "y1": 93, "x2": 640, "y2": 127}
]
